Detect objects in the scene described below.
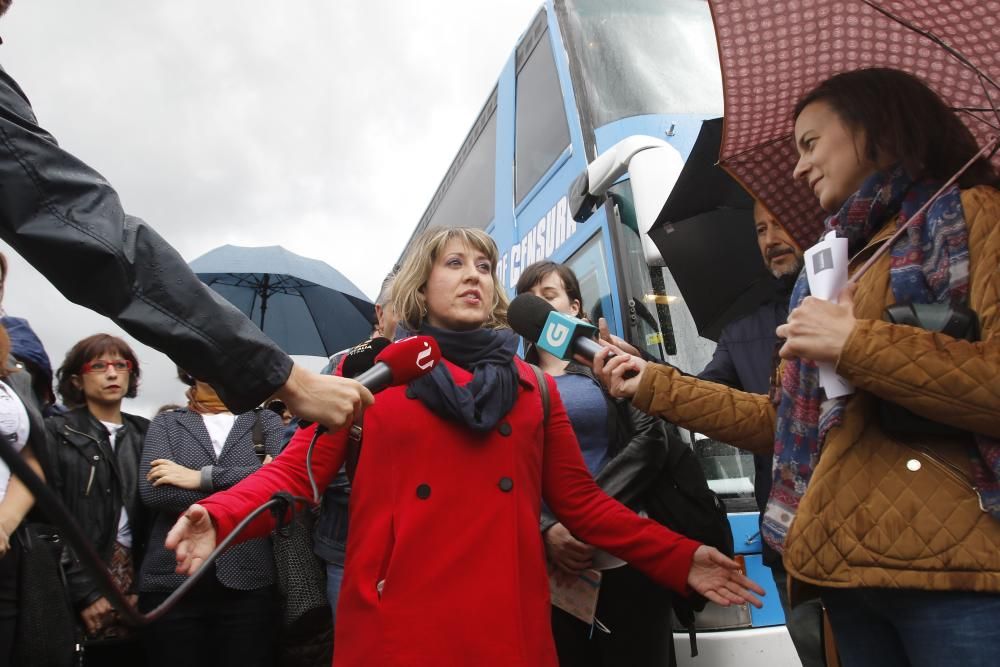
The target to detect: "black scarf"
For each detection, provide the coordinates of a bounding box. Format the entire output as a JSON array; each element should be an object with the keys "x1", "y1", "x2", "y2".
[{"x1": 402, "y1": 324, "x2": 520, "y2": 432}]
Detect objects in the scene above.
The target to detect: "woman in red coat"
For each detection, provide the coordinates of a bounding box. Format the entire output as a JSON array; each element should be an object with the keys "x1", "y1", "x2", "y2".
[{"x1": 166, "y1": 227, "x2": 764, "y2": 666}]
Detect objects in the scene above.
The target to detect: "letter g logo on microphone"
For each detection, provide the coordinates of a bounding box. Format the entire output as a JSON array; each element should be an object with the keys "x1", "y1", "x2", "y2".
[{"x1": 543, "y1": 322, "x2": 570, "y2": 349}]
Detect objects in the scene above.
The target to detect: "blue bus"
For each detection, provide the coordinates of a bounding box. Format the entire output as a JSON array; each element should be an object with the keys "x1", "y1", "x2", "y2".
[{"x1": 399, "y1": 1, "x2": 800, "y2": 663}]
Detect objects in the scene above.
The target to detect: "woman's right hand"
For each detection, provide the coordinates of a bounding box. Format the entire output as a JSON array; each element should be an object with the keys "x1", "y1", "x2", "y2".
[
  {"x1": 79, "y1": 596, "x2": 114, "y2": 635},
  {"x1": 544, "y1": 522, "x2": 594, "y2": 573},
  {"x1": 687, "y1": 545, "x2": 765, "y2": 608},
  {"x1": 592, "y1": 346, "x2": 647, "y2": 399},
  {"x1": 544, "y1": 522, "x2": 594, "y2": 587},
  {"x1": 165, "y1": 504, "x2": 217, "y2": 575}
]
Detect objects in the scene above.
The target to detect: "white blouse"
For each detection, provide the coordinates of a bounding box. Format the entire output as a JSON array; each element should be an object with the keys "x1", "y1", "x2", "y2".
[{"x1": 0, "y1": 380, "x2": 30, "y2": 502}]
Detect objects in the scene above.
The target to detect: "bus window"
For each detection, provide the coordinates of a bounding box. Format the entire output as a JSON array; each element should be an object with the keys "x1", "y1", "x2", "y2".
[
  {"x1": 426, "y1": 111, "x2": 498, "y2": 231},
  {"x1": 563, "y1": 232, "x2": 613, "y2": 328},
  {"x1": 515, "y1": 25, "x2": 571, "y2": 205},
  {"x1": 560, "y1": 0, "x2": 722, "y2": 126},
  {"x1": 694, "y1": 436, "x2": 758, "y2": 512}
]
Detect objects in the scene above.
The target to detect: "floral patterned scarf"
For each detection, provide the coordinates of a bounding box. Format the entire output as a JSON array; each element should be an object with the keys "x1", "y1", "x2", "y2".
[{"x1": 761, "y1": 166, "x2": 1000, "y2": 552}]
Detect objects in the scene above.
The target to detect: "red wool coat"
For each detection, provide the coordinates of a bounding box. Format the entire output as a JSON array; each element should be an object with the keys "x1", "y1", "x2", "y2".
[{"x1": 200, "y1": 358, "x2": 700, "y2": 666}]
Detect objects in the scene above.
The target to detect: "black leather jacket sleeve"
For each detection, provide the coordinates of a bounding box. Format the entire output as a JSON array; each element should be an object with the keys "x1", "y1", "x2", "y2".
[
  {"x1": 0, "y1": 66, "x2": 292, "y2": 412},
  {"x1": 591, "y1": 402, "x2": 668, "y2": 505}
]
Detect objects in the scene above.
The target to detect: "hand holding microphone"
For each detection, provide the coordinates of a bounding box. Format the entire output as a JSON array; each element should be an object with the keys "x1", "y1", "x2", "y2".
[
  {"x1": 507, "y1": 294, "x2": 643, "y2": 395},
  {"x1": 304, "y1": 335, "x2": 441, "y2": 436}
]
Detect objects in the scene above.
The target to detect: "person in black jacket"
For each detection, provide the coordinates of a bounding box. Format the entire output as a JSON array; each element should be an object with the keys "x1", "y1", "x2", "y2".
[
  {"x1": 0, "y1": 250, "x2": 54, "y2": 665},
  {"x1": 697, "y1": 201, "x2": 824, "y2": 667},
  {"x1": 0, "y1": 37, "x2": 370, "y2": 430},
  {"x1": 517, "y1": 261, "x2": 673, "y2": 667},
  {"x1": 41, "y1": 334, "x2": 149, "y2": 667}
]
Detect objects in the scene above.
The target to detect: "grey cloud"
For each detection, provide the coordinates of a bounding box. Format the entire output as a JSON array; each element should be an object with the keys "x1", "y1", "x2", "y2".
[{"x1": 0, "y1": 0, "x2": 540, "y2": 416}]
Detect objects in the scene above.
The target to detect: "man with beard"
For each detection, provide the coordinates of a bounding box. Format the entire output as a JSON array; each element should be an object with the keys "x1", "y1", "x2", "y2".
[{"x1": 698, "y1": 201, "x2": 824, "y2": 667}]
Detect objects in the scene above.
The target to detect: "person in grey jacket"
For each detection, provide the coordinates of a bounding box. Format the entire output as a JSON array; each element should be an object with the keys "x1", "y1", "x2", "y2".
[
  {"x1": 138, "y1": 368, "x2": 283, "y2": 667},
  {"x1": 0, "y1": 34, "x2": 370, "y2": 430},
  {"x1": 517, "y1": 261, "x2": 673, "y2": 667}
]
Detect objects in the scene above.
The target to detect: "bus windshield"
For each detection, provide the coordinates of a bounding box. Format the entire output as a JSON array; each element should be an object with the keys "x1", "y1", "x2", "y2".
[{"x1": 560, "y1": 0, "x2": 723, "y2": 126}]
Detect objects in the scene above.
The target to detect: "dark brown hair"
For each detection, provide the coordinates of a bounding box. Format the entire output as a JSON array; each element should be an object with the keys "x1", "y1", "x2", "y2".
[
  {"x1": 56, "y1": 334, "x2": 141, "y2": 406},
  {"x1": 794, "y1": 68, "x2": 999, "y2": 189},
  {"x1": 515, "y1": 261, "x2": 585, "y2": 315}
]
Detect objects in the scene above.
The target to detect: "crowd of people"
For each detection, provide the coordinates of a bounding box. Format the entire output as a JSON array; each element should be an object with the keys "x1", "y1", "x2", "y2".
[{"x1": 0, "y1": 0, "x2": 996, "y2": 664}]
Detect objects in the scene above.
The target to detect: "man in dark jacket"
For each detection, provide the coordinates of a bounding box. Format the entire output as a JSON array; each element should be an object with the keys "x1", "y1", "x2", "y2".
[
  {"x1": 698, "y1": 201, "x2": 824, "y2": 667},
  {"x1": 0, "y1": 40, "x2": 370, "y2": 428}
]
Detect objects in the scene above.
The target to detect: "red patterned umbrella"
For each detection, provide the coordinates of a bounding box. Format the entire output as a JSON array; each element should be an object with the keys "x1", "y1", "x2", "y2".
[{"x1": 709, "y1": 0, "x2": 1000, "y2": 250}]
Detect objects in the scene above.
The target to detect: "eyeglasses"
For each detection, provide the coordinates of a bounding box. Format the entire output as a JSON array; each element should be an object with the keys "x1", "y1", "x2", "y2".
[{"x1": 80, "y1": 359, "x2": 133, "y2": 374}]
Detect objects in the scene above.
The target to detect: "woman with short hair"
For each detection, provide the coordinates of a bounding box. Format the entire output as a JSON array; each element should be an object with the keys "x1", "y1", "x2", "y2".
[
  {"x1": 43, "y1": 334, "x2": 148, "y2": 666},
  {"x1": 517, "y1": 260, "x2": 676, "y2": 667},
  {"x1": 166, "y1": 226, "x2": 763, "y2": 667}
]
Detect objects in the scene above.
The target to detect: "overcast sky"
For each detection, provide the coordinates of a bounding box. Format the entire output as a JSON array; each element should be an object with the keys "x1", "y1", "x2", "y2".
[{"x1": 0, "y1": 0, "x2": 542, "y2": 416}]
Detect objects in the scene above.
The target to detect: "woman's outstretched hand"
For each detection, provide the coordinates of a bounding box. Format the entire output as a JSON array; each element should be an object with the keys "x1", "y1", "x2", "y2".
[
  {"x1": 165, "y1": 504, "x2": 217, "y2": 576},
  {"x1": 687, "y1": 545, "x2": 765, "y2": 608}
]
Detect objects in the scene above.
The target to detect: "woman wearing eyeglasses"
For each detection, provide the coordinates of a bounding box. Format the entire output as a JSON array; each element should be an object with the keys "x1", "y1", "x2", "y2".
[{"x1": 41, "y1": 334, "x2": 149, "y2": 667}]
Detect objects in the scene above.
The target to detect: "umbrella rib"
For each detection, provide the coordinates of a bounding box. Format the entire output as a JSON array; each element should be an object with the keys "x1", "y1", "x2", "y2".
[
  {"x1": 977, "y1": 74, "x2": 1000, "y2": 129},
  {"x1": 956, "y1": 107, "x2": 1000, "y2": 132},
  {"x1": 861, "y1": 0, "x2": 1000, "y2": 96},
  {"x1": 719, "y1": 133, "x2": 791, "y2": 164}
]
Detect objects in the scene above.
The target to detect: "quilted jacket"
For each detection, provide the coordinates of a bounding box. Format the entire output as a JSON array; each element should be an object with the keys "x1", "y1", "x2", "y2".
[{"x1": 633, "y1": 185, "x2": 1000, "y2": 596}]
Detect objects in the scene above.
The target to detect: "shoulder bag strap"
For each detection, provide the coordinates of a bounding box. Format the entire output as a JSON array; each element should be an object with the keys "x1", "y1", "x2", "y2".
[
  {"x1": 528, "y1": 363, "x2": 550, "y2": 426},
  {"x1": 251, "y1": 408, "x2": 266, "y2": 463}
]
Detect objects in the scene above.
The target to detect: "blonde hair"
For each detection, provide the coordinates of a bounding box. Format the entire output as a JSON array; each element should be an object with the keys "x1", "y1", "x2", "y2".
[{"x1": 393, "y1": 227, "x2": 509, "y2": 331}]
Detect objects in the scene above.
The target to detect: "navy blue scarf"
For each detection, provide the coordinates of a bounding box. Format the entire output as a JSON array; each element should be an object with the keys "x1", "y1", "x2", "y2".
[{"x1": 402, "y1": 324, "x2": 520, "y2": 432}]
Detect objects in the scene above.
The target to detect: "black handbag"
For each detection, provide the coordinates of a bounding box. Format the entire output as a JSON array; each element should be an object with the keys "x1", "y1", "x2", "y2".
[
  {"x1": 14, "y1": 523, "x2": 77, "y2": 667},
  {"x1": 250, "y1": 410, "x2": 333, "y2": 667},
  {"x1": 879, "y1": 302, "x2": 980, "y2": 436}
]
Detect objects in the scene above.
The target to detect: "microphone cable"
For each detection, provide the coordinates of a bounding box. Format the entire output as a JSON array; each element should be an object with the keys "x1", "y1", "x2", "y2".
[{"x1": 0, "y1": 427, "x2": 324, "y2": 625}]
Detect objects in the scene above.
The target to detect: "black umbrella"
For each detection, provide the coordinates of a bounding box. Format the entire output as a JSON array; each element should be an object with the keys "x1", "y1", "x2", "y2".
[{"x1": 647, "y1": 118, "x2": 777, "y2": 342}]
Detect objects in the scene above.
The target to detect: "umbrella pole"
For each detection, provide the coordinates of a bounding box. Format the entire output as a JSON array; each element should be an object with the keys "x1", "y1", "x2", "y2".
[{"x1": 259, "y1": 274, "x2": 270, "y2": 331}]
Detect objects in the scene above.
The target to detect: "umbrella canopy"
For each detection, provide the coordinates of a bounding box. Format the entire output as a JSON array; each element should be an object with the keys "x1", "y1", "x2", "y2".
[
  {"x1": 648, "y1": 118, "x2": 776, "y2": 341},
  {"x1": 190, "y1": 245, "x2": 375, "y2": 357},
  {"x1": 709, "y1": 0, "x2": 1000, "y2": 249}
]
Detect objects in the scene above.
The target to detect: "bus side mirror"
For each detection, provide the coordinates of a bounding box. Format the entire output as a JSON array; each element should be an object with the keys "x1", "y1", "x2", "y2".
[
  {"x1": 567, "y1": 135, "x2": 684, "y2": 265},
  {"x1": 568, "y1": 170, "x2": 602, "y2": 223}
]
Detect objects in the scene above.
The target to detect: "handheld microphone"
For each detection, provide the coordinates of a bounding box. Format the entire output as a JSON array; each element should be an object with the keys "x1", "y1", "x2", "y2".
[
  {"x1": 507, "y1": 293, "x2": 636, "y2": 377},
  {"x1": 301, "y1": 335, "x2": 440, "y2": 432},
  {"x1": 353, "y1": 335, "x2": 441, "y2": 393},
  {"x1": 341, "y1": 337, "x2": 391, "y2": 378}
]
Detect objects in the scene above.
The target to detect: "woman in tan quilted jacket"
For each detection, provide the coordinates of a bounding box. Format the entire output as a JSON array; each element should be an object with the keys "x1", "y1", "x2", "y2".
[{"x1": 595, "y1": 68, "x2": 1000, "y2": 667}]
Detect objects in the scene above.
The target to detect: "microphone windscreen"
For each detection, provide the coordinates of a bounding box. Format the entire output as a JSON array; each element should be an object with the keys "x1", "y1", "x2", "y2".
[
  {"x1": 374, "y1": 335, "x2": 442, "y2": 385},
  {"x1": 342, "y1": 337, "x2": 391, "y2": 379},
  {"x1": 507, "y1": 293, "x2": 555, "y2": 342}
]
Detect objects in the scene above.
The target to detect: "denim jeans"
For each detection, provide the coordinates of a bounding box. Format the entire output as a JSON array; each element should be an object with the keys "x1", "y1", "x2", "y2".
[
  {"x1": 326, "y1": 562, "x2": 345, "y2": 624},
  {"x1": 821, "y1": 587, "x2": 1000, "y2": 667}
]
